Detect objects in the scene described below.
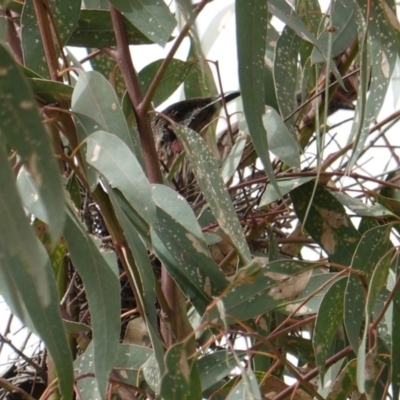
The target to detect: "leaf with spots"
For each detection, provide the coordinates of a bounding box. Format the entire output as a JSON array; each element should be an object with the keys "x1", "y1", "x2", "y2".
[
  {"x1": 197, "y1": 350, "x2": 246, "y2": 392},
  {"x1": 206, "y1": 260, "x2": 319, "y2": 322},
  {"x1": 331, "y1": 190, "x2": 395, "y2": 218},
  {"x1": 64, "y1": 207, "x2": 121, "y2": 398},
  {"x1": 72, "y1": 71, "x2": 135, "y2": 153},
  {"x1": 313, "y1": 278, "x2": 346, "y2": 381},
  {"x1": 326, "y1": 359, "x2": 357, "y2": 400},
  {"x1": 344, "y1": 224, "x2": 393, "y2": 352},
  {"x1": 108, "y1": 187, "x2": 165, "y2": 372},
  {"x1": 226, "y1": 366, "x2": 261, "y2": 400},
  {"x1": 260, "y1": 176, "x2": 315, "y2": 206},
  {"x1": 311, "y1": 0, "x2": 357, "y2": 63},
  {"x1": 236, "y1": 0, "x2": 281, "y2": 197},
  {"x1": 67, "y1": 9, "x2": 154, "y2": 47},
  {"x1": 291, "y1": 181, "x2": 360, "y2": 266},
  {"x1": 160, "y1": 342, "x2": 202, "y2": 400},
  {"x1": 109, "y1": 0, "x2": 176, "y2": 47},
  {"x1": 21, "y1": 0, "x2": 50, "y2": 78},
  {"x1": 75, "y1": 342, "x2": 153, "y2": 399},
  {"x1": 262, "y1": 106, "x2": 300, "y2": 168},
  {"x1": 52, "y1": 0, "x2": 81, "y2": 45},
  {"x1": 139, "y1": 59, "x2": 193, "y2": 107},
  {"x1": 268, "y1": 0, "x2": 344, "y2": 85},
  {"x1": 85, "y1": 131, "x2": 155, "y2": 226},
  {"x1": 347, "y1": 0, "x2": 397, "y2": 172},
  {"x1": 0, "y1": 144, "x2": 73, "y2": 400},
  {"x1": 151, "y1": 184, "x2": 228, "y2": 314},
  {"x1": 173, "y1": 123, "x2": 251, "y2": 263},
  {"x1": 274, "y1": 25, "x2": 301, "y2": 129},
  {"x1": 27, "y1": 78, "x2": 73, "y2": 104},
  {"x1": 0, "y1": 45, "x2": 65, "y2": 243}
]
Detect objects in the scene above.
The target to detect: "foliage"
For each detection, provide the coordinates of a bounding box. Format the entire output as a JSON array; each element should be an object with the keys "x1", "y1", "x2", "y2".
[{"x1": 0, "y1": 0, "x2": 400, "y2": 399}]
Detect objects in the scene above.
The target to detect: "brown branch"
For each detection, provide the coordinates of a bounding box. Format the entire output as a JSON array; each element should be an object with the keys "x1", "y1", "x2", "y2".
[
  {"x1": 109, "y1": 5, "x2": 163, "y2": 185},
  {"x1": 32, "y1": 0, "x2": 59, "y2": 80}
]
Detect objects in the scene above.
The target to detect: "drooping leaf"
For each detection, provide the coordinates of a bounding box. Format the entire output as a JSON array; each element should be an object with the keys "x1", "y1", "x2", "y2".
[
  {"x1": 151, "y1": 184, "x2": 228, "y2": 313},
  {"x1": 206, "y1": 260, "x2": 319, "y2": 322},
  {"x1": 139, "y1": 59, "x2": 193, "y2": 107},
  {"x1": 85, "y1": 131, "x2": 155, "y2": 225},
  {"x1": 311, "y1": 0, "x2": 357, "y2": 63},
  {"x1": 0, "y1": 144, "x2": 73, "y2": 400},
  {"x1": 0, "y1": 45, "x2": 65, "y2": 243},
  {"x1": 173, "y1": 123, "x2": 251, "y2": 263},
  {"x1": 260, "y1": 176, "x2": 315, "y2": 206},
  {"x1": 347, "y1": 0, "x2": 397, "y2": 171},
  {"x1": 67, "y1": 9, "x2": 154, "y2": 47},
  {"x1": 197, "y1": 350, "x2": 246, "y2": 392},
  {"x1": 236, "y1": 0, "x2": 280, "y2": 197},
  {"x1": 107, "y1": 188, "x2": 165, "y2": 371},
  {"x1": 64, "y1": 207, "x2": 121, "y2": 398},
  {"x1": 291, "y1": 181, "x2": 360, "y2": 266},
  {"x1": 313, "y1": 278, "x2": 346, "y2": 380},
  {"x1": 274, "y1": 25, "x2": 301, "y2": 128},
  {"x1": 262, "y1": 107, "x2": 300, "y2": 168},
  {"x1": 160, "y1": 342, "x2": 202, "y2": 400},
  {"x1": 72, "y1": 71, "x2": 135, "y2": 152},
  {"x1": 21, "y1": 0, "x2": 49, "y2": 78},
  {"x1": 345, "y1": 224, "x2": 392, "y2": 352},
  {"x1": 109, "y1": 0, "x2": 176, "y2": 47}
]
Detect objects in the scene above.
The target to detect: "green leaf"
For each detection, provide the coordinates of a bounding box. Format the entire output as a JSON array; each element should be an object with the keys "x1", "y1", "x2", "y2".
[
  {"x1": 67, "y1": 9, "x2": 154, "y2": 47},
  {"x1": 311, "y1": 0, "x2": 357, "y2": 63},
  {"x1": 75, "y1": 343, "x2": 153, "y2": 399},
  {"x1": 345, "y1": 224, "x2": 392, "y2": 352},
  {"x1": 291, "y1": 181, "x2": 360, "y2": 266},
  {"x1": 268, "y1": 0, "x2": 343, "y2": 86},
  {"x1": 268, "y1": 0, "x2": 319, "y2": 47},
  {"x1": 0, "y1": 45, "x2": 65, "y2": 243},
  {"x1": 274, "y1": 25, "x2": 301, "y2": 127},
  {"x1": 326, "y1": 359, "x2": 357, "y2": 400},
  {"x1": 72, "y1": 112, "x2": 101, "y2": 190},
  {"x1": 52, "y1": 0, "x2": 81, "y2": 45},
  {"x1": 139, "y1": 59, "x2": 193, "y2": 107},
  {"x1": 313, "y1": 278, "x2": 346, "y2": 381},
  {"x1": 85, "y1": 131, "x2": 155, "y2": 225},
  {"x1": 151, "y1": 184, "x2": 228, "y2": 313},
  {"x1": 0, "y1": 144, "x2": 73, "y2": 400},
  {"x1": 109, "y1": 0, "x2": 176, "y2": 47},
  {"x1": 220, "y1": 133, "x2": 247, "y2": 184},
  {"x1": 160, "y1": 342, "x2": 202, "y2": 400},
  {"x1": 184, "y1": 38, "x2": 217, "y2": 98},
  {"x1": 64, "y1": 208, "x2": 121, "y2": 398},
  {"x1": 348, "y1": 0, "x2": 397, "y2": 171},
  {"x1": 28, "y1": 78, "x2": 73, "y2": 104},
  {"x1": 173, "y1": 124, "x2": 251, "y2": 263},
  {"x1": 344, "y1": 274, "x2": 365, "y2": 352},
  {"x1": 262, "y1": 107, "x2": 300, "y2": 168},
  {"x1": 260, "y1": 176, "x2": 315, "y2": 206},
  {"x1": 331, "y1": 191, "x2": 394, "y2": 218},
  {"x1": 197, "y1": 350, "x2": 246, "y2": 392},
  {"x1": 226, "y1": 367, "x2": 261, "y2": 400},
  {"x1": 236, "y1": 0, "x2": 280, "y2": 196},
  {"x1": 21, "y1": 0, "x2": 49, "y2": 78},
  {"x1": 351, "y1": 224, "x2": 393, "y2": 283},
  {"x1": 207, "y1": 260, "x2": 318, "y2": 322},
  {"x1": 72, "y1": 71, "x2": 135, "y2": 152},
  {"x1": 107, "y1": 188, "x2": 165, "y2": 371}
]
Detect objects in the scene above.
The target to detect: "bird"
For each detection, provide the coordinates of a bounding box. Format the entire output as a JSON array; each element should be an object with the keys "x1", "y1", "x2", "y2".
[{"x1": 151, "y1": 91, "x2": 240, "y2": 199}]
